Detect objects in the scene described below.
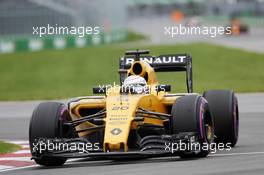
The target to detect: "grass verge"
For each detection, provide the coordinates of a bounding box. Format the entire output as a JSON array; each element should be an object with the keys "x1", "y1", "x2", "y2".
[
  {"x1": 126, "y1": 31, "x2": 148, "y2": 41},
  {"x1": 0, "y1": 141, "x2": 21, "y2": 154},
  {"x1": 0, "y1": 43, "x2": 263, "y2": 100}
]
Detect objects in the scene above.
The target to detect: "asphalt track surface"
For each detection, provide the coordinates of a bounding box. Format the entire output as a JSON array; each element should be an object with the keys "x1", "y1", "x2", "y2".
[{"x1": 0, "y1": 93, "x2": 264, "y2": 175}]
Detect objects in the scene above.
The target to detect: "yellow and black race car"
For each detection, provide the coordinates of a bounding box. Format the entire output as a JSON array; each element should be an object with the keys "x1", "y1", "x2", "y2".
[{"x1": 29, "y1": 50, "x2": 239, "y2": 166}]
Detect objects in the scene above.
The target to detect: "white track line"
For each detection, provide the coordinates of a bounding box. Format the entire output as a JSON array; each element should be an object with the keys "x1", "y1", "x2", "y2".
[
  {"x1": 0, "y1": 165, "x2": 14, "y2": 170},
  {"x1": 0, "y1": 158, "x2": 83, "y2": 173},
  {"x1": 0, "y1": 157, "x2": 31, "y2": 161},
  {"x1": 13, "y1": 150, "x2": 31, "y2": 154},
  {"x1": 21, "y1": 145, "x2": 29, "y2": 149},
  {"x1": 0, "y1": 165, "x2": 38, "y2": 173},
  {"x1": 210, "y1": 151, "x2": 264, "y2": 157},
  {"x1": 1, "y1": 151, "x2": 264, "y2": 173},
  {"x1": 6, "y1": 140, "x2": 29, "y2": 145}
]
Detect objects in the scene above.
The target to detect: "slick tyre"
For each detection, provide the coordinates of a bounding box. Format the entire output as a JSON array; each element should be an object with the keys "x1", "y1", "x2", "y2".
[
  {"x1": 29, "y1": 102, "x2": 74, "y2": 166},
  {"x1": 203, "y1": 90, "x2": 239, "y2": 147},
  {"x1": 171, "y1": 95, "x2": 214, "y2": 158}
]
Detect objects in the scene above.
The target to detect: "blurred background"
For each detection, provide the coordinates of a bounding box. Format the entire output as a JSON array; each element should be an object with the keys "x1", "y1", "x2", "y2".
[
  {"x1": 0, "y1": 0, "x2": 264, "y2": 53},
  {"x1": 0, "y1": 0, "x2": 264, "y2": 100},
  {"x1": 127, "y1": 0, "x2": 264, "y2": 53},
  {"x1": 1, "y1": 2, "x2": 264, "y2": 173}
]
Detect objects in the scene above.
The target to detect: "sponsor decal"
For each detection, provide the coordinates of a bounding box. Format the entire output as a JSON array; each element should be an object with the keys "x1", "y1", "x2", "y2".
[
  {"x1": 124, "y1": 55, "x2": 186, "y2": 65},
  {"x1": 109, "y1": 121, "x2": 127, "y2": 125},
  {"x1": 109, "y1": 117, "x2": 127, "y2": 121},
  {"x1": 110, "y1": 128, "x2": 122, "y2": 135},
  {"x1": 112, "y1": 106, "x2": 129, "y2": 110}
]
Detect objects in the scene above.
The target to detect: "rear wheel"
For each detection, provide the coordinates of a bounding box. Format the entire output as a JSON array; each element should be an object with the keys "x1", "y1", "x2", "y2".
[
  {"x1": 203, "y1": 90, "x2": 239, "y2": 147},
  {"x1": 171, "y1": 95, "x2": 214, "y2": 158},
  {"x1": 29, "y1": 102, "x2": 75, "y2": 166}
]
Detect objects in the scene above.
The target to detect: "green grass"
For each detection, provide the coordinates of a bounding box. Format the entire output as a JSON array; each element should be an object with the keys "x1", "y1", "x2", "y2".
[
  {"x1": 0, "y1": 141, "x2": 21, "y2": 154},
  {"x1": 0, "y1": 43, "x2": 264, "y2": 100},
  {"x1": 126, "y1": 31, "x2": 148, "y2": 41}
]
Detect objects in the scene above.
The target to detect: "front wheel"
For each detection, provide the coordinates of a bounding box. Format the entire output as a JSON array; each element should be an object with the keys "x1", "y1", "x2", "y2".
[
  {"x1": 29, "y1": 102, "x2": 74, "y2": 166},
  {"x1": 171, "y1": 95, "x2": 214, "y2": 158}
]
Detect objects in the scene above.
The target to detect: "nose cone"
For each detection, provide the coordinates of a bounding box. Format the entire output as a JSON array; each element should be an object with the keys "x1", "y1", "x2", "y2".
[{"x1": 103, "y1": 95, "x2": 139, "y2": 152}]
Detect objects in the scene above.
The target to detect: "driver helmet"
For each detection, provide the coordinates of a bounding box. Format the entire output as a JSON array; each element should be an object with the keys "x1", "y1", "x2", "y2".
[{"x1": 123, "y1": 75, "x2": 148, "y2": 94}]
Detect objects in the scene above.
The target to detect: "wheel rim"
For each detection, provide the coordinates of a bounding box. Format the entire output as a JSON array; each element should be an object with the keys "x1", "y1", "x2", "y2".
[
  {"x1": 200, "y1": 98, "x2": 214, "y2": 143},
  {"x1": 206, "y1": 124, "x2": 213, "y2": 142}
]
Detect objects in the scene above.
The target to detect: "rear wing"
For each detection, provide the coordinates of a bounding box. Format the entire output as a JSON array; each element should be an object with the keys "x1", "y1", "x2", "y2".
[{"x1": 119, "y1": 50, "x2": 193, "y2": 93}]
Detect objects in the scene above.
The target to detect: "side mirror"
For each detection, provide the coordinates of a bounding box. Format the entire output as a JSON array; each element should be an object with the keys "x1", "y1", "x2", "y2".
[{"x1": 156, "y1": 84, "x2": 171, "y2": 92}]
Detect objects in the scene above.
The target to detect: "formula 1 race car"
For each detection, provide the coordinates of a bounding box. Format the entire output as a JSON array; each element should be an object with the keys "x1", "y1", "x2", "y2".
[
  {"x1": 29, "y1": 50, "x2": 239, "y2": 166},
  {"x1": 225, "y1": 18, "x2": 249, "y2": 35}
]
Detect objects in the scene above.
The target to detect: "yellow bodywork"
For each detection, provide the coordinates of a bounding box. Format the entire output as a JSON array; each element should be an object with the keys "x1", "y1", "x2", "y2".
[{"x1": 68, "y1": 61, "x2": 185, "y2": 152}]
